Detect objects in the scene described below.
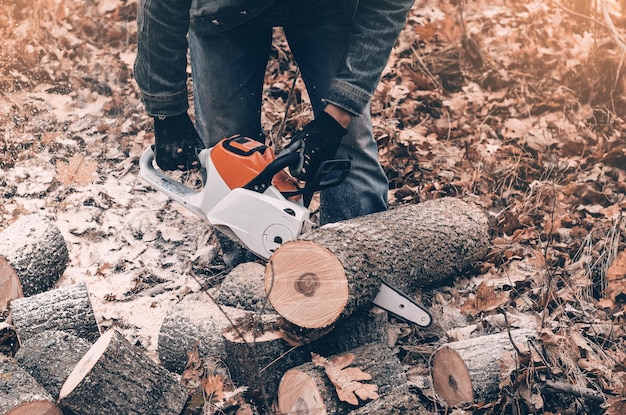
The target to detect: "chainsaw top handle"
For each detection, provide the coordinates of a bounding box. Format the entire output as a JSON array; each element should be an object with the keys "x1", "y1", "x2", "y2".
[{"x1": 243, "y1": 152, "x2": 351, "y2": 207}]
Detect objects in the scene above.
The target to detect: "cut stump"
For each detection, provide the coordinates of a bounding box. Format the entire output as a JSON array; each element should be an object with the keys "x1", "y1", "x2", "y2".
[
  {"x1": 431, "y1": 328, "x2": 535, "y2": 407},
  {"x1": 58, "y1": 328, "x2": 188, "y2": 415},
  {"x1": 266, "y1": 197, "x2": 490, "y2": 338},
  {"x1": 0, "y1": 214, "x2": 69, "y2": 297},
  {"x1": 0, "y1": 359, "x2": 63, "y2": 415},
  {"x1": 10, "y1": 282, "x2": 100, "y2": 343},
  {"x1": 277, "y1": 342, "x2": 407, "y2": 415}
]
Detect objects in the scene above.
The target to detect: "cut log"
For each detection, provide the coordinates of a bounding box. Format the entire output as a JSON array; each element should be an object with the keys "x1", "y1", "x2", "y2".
[
  {"x1": 158, "y1": 291, "x2": 249, "y2": 374},
  {"x1": 431, "y1": 328, "x2": 535, "y2": 407},
  {"x1": 309, "y1": 307, "x2": 389, "y2": 358},
  {"x1": 0, "y1": 256, "x2": 22, "y2": 310},
  {"x1": 265, "y1": 197, "x2": 490, "y2": 335},
  {"x1": 222, "y1": 314, "x2": 309, "y2": 406},
  {"x1": 0, "y1": 359, "x2": 63, "y2": 415},
  {"x1": 58, "y1": 328, "x2": 188, "y2": 415},
  {"x1": 0, "y1": 214, "x2": 69, "y2": 297},
  {"x1": 346, "y1": 390, "x2": 429, "y2": 414},
  {"x1": 9, "y1": 282, "x2": 100, "y2": 342},
  {"x1": 276, "y1": 342, "x2": 407, "y2": 415},
  {"x1": 218, "y1": 262, "x2": 275, "y2": 313},
  {"x1": 14, "y1": 330, "x2": 92, "y2": 399}
]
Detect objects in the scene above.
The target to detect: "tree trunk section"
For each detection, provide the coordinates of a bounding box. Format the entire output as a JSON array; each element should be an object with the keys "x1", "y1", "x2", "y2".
[
  {"x1": 158, "y1": 291, "x2": 249, "y2": 374},
  {"x1": 265, "y1": 197, "x2": 489, "y2": 334},
  {"x1": 0, "y1": 214, "x2": 69, "y2": 297},
  {"x1": 431, "y1": 328, "x2": 535, "y2": 407},
  {"x1": 58, "y1": 328, "x2": 188, "y2": 415},
  {"x1": 346, "y1": 390, "x2": 428, "y2": 414},
  {"x1": 9, "y1": 282, "x2": 100, "y2": 343},
  {"x1": 0, "y1": 359, "x2": 63, "y2": 415},
  {"x1": 276, "y1": 342, "x2": 407, "y2": 415},
  {"x1": 0, "y1": 256, "x2": 22, "y2": 310},
  {"x1": 15, "y1": 330, "x2": 93, "y2": 399},
  {"x1": 222, "y1": 315, "x2": 309, "y2": 406}
]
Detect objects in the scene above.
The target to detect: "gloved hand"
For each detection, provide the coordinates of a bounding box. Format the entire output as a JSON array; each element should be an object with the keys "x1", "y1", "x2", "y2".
[
  {"x1": 281, "y1": 111, "x2": 348, "y2": 182},
  {"x1": 153, "y1": 112, "x2": 205, "y2": 171}
]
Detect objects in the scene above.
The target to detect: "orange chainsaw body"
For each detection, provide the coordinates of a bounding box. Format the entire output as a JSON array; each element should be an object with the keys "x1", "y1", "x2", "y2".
[{"x1": 210, "y1": 135, "x2": 299, "y2": 194}]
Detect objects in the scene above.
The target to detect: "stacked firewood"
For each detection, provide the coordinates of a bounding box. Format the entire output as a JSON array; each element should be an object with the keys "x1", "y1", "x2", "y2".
[{"x1": 0, "y1": 198, "x2": 527, "y2": 415}]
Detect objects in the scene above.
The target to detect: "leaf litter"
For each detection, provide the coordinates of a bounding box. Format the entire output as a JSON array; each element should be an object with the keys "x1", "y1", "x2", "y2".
[{"x1": 1, "y1": 0, "x2": 626, "y2": 413}]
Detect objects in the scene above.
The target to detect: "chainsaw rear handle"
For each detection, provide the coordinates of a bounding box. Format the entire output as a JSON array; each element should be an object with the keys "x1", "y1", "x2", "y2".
[{"x1": 138, "y1": 146, "x2": 211, "y2": 220}]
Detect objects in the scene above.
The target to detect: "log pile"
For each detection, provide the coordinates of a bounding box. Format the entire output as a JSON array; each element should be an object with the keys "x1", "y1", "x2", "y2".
[{"x1": 0, "y1": 198, "x2": 498, "y2": 414}]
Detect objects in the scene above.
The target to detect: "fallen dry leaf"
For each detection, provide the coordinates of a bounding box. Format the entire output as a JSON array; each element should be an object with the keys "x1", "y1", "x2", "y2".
[
  {"x1": 202, "y1": 374, "x2": 225, "y2": 404},
  {"x1": 56, "y1": 154, "x2": 98, "y2": 187},
  {"x1": 312, "y1": 352, "x2": 379, "y2": 406},
  {"x1": 461, "y1": 281, "x2": 510, "y2": 316}
]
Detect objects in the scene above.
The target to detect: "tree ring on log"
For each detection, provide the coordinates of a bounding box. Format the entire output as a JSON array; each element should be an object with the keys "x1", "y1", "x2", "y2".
[
  {"x1": 431, "y1": 345, "x2": 473, "y2": 406},
  {"x1": 277, "y1": 369, "x2": 326, "y2": 415},
  {"x1": 7, "y1": 401, "x2": 62, "y2": 415},
  {"x1": 0, "y1": 256, "x2": 22, "y2": 309},
  {"x1": 265, "y1": 240, "x2": 348, "y2": 329}
]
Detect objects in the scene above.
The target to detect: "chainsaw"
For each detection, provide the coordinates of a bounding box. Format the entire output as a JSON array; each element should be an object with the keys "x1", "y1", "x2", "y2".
[{"x1": 139, "y1": 135, "x2": 431, "y2": 327}]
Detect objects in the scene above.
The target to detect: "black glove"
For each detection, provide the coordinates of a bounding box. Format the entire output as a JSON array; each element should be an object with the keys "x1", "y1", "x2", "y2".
[
  {"x1": 153, "y1": 112, "x2": 205, "y2": 171},
  {"x1": 281, "y1": 111, "x2": 348, "y2": 182}
]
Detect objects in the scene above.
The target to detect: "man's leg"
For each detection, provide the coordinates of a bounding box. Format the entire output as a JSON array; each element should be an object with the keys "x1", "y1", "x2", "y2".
[
  {"x1": 283, "y1": 5, "x2": 389, "y2": 225},
  {"x1": 188, "y1": 24, "x2": 273, "y2": 146},
  {"x1": 188, "y1": 21, "x2": 273, "y2": 265}
]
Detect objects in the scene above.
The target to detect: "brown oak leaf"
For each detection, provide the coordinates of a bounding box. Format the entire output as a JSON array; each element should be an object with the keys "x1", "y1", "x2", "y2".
[
  {"x1": 56, "y1": 153, "x2": 98, "y2": 187},
  {"x1": 312, "y1": 352, "x2": 379, "y2": 405}
]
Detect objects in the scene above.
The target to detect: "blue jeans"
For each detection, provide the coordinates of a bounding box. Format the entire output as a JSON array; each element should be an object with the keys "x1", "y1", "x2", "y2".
[{"x1": 188, "y1": 1, "x2": 388, "y2": 224}]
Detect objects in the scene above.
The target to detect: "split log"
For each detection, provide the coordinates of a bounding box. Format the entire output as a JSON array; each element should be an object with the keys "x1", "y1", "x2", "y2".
[
  {"x1": 158, "y1": 291, "x2": 248, "y2": 374},
  {"x1": 276, "y1": 342, "x2": 407, "y2": 415},
  {"x1": 265, "y1": 197, "x2": 489, "y2": 336},
  {"x1": 9, "y1": 282, "x2": 100, "y2": 342},
  {"x1": 0, "y1": 256, "x2": 22, "y2": 310},
  {"x1": 58, "y1": 328, "x2": 188, "y2": 415},
  {"x1": 431, "y1": 328, "x2": 535, "y2": 407},
  {"x1": 0, "y1": 359, "x2": 63, "y2": 415},
  {"x1": 14, "y1": 330, "x2": 92, "y2": 399},
  {"x1": 0, "y1": 214, "x2": 69, "y2": 297}
]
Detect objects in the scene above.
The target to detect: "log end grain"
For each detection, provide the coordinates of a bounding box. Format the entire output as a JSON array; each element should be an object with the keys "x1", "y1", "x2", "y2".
[
  {"x1": 6, "y1": 401, "x2": 63, "y2": 415},
  {"x1": 0, "y1": 256, "x2": 22, "y2": 310},
  {"x1": 265, "y1": 240, "x2": 348, "y2": 329},
  {"x1": 277, "y1": 369, "x2": 327, "y2": 415},
  {"x1": 431, "y1": 345, "x2": 474, "y2": 407}
]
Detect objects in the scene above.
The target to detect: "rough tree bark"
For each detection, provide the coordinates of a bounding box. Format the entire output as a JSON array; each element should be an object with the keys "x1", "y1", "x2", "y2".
[
  {"x1": 431, "y1": 328, "x2": 536, "y2": 407},
  {"x1": 276, "y1": 342, "x2": 408, "y2": 415},
  {"x1": 158, "y1": 291, "x2": 249, "y2": 374},
  {"x1": 9, "y1": 282, "x2": 100, "y2": 342},
  {"x1": 58, "y1": 328, "x2": 188, "y2": 415},
  {"x1": 0, "y1": 359, "x2": 63, "y2": 415},
  {"x1": 0, "y1": 214, "x2": 69, "y2": 297},
  {"x1": 265, "y1": 197, "x2": 490, "y2": 337},
  {"x1": 14, "y1": 330, "x2": 93, "y2": 399}
]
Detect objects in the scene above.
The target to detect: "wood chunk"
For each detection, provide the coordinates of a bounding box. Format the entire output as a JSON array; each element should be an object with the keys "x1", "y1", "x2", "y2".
[
  {"x1": 266, "y1": 197, "x2": 490, "y2": 339},
  {"x1": 58, "y1": 328, "x2": 188, "y2": 415},
  {"x1": 0, "y1": 214, "x2": 69, "y2": 297},
  {"x1": 10, "y1": 282, "x2": 100, "y2": 343},
  {"x1": 0, "y1": 256, "x2": 22, "y2": 310},
  {"x1": 0, "y1": 359, "x2": 63, "y2": 415},
  {"x1": 431, "y1": 328, "x2": 535, "y2": 407},
  {"x1": 14, "y1": 330, "x2": 92, "y2": 399},
  {"x1": 277, "y1": 342, "x2": 408, "y2": 414}
]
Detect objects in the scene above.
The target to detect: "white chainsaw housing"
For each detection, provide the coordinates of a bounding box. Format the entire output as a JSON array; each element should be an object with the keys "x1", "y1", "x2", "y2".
[{"x1": 139, "y1": 146, "x2": 310, "y2": 260}]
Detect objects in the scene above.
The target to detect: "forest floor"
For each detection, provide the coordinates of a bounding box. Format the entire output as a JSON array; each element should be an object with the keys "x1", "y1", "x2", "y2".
[{"x1": 1, "y1": 0, "x2": 626, "y2": 414}]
